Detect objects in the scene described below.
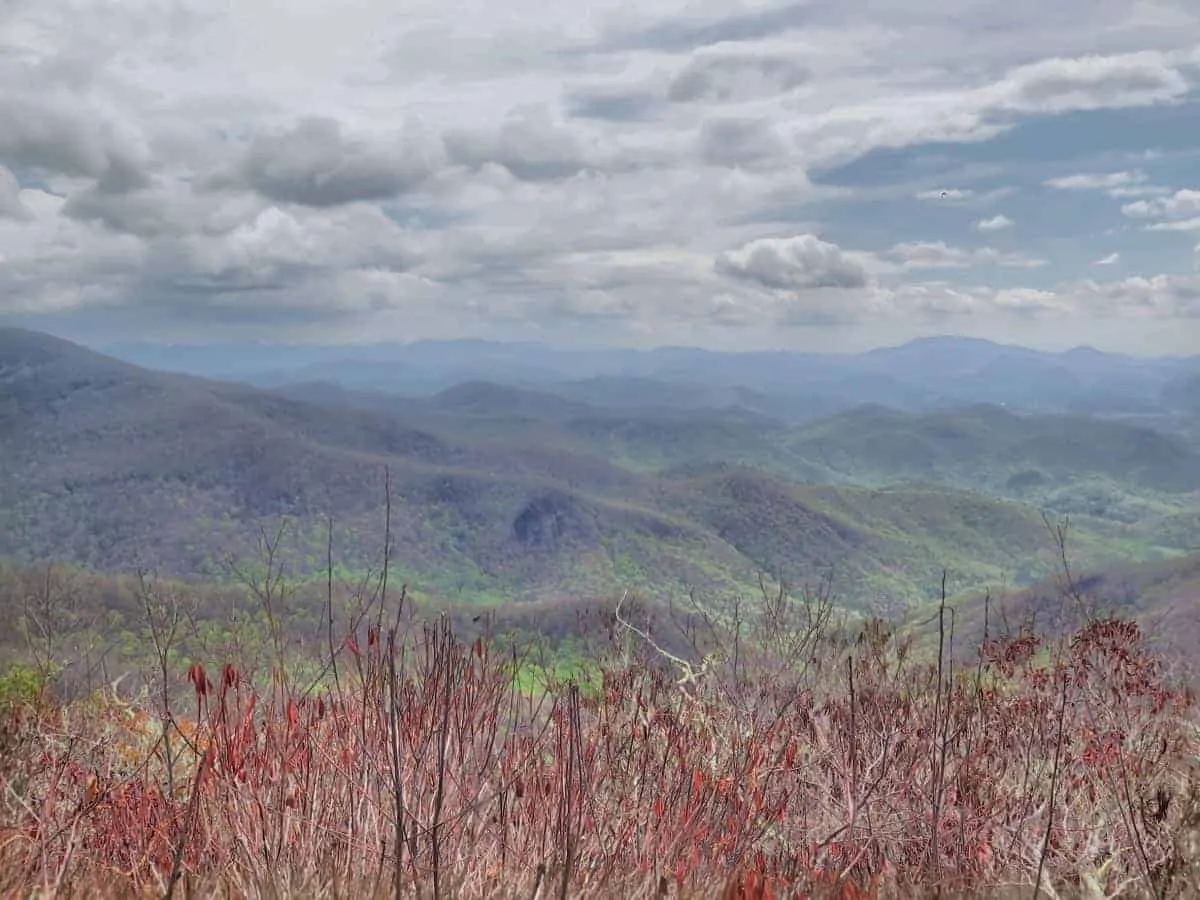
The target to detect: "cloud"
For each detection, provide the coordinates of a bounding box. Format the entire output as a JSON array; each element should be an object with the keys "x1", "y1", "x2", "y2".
[
  {"x1": 160, "y1": 204, "x2": 421, "y2": 288},
  {"x1": 445, "y1": 106, "x2": 611, "y2": 181},
  {"x1": 0, "y1": 92, "x2": 152, "y2": 191},
  {"x1": 0, "y1": 188, "x2": 145, "y2": 314},
  {"x1": 975, "y1": 214, "x2": 1014, "y2": 232},
  {"x1": 231, "y1": 117, "x2": 442, "y2": 207},
  {"x1": 880, "y1": 276, "x2": 1200, "y2": 321},
  {"x1": 589, "y1": 2, "x2": 815, "y2": 55},
  {"x1": 1045, "y1": 170, "x2": 1147, "y2": 190},
  {"x1": 716, "y1": 234, "x2": 870, "y2": 291},
  {"x1": 564, "y1": 88, "x2": 664, "y2": 122},
  {"x1": 697, "y1": 116, "x2": 790, "y2": 170},
  {"x1": 62, "y1": 177, "x2": 266, "y2": 240},
  {"x1": 1093, "y1": 252, "x2": 1121, "y2": 265},
  {"x1": 1, "y1": 0, "x2": 1200, "y2": 351},
  {"x1": 561, "y1": 50, "x2": 814, "y2": 123},
  {"x1": 986, "y1": 52, "x2": 1189, "y2": 114},
  {"x1": 0, "y1": 166, "x2": 33, "y2": 221},
  {"x1": 1069, "y1": 274, "x2": 1200, "y2": 318},
  {"x1": 667, "y1": 53, "x2": 811, "y2": 104},
  {"x1": 1122, "y1": 189, "x2": 1200, "y2": 219},
  {"x1": 1145, "y1": 217, "x2": 1200, "y2": 232},
  {"x1": 1105, "y1": 184, "x2": 1173, "y2": 198},
  {"x1": 888, "y1": 241, "x2": 1044, "y2": 270},
  {"x1": 885, "y1": 285, "x2": 1068, "y2": 318}
]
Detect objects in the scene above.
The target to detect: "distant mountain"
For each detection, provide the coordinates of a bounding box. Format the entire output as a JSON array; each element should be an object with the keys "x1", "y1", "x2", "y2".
[
  {"x1": 95, "y1": 334, "x2": 1200, "y2": 418},
  {"x1": 275, "y1": 373, "x2": 1200, "y2": 549},
  {"x1": 278, "y1": 376, "x2": 1200, "y2": 502},
  {"x1": 1162, "y1": 370, "x2": 1200, "y2": 415},
  {"x1": 431, "y1": 381, "x2": 596, "y2": 418},
  {"x1": 6, "y1": 327, "x2": 1190, "y2": 608}
]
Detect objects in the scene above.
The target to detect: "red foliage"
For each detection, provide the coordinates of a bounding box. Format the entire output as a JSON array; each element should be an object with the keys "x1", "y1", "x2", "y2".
[{"x1": 1, "y1": 611, "x2": 1196, "y2": 898}]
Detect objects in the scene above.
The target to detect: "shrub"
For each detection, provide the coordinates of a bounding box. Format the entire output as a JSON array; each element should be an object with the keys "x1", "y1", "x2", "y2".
[{"x1": 0, "y1": 595, "x2": 1197, "y2": 899}]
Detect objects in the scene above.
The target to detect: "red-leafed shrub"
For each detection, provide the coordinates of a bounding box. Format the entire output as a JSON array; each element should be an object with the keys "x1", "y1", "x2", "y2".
[{"x1": 2, "y1": 601, "x2": 1198, "y2": 899}]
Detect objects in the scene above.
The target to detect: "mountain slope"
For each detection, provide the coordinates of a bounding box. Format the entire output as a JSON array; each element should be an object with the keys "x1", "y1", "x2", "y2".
[
  {"x1": 931, "y1": 551, "x2": 1200, "y2": 669},
  {"x1": 786, "y1": 403, "x2": 1200, "y2": 494}
]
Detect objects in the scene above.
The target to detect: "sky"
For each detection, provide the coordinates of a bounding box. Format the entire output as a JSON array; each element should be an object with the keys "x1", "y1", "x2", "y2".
[{"x1": 2, "y1": 1, "x2": 1200, "y2": 355}]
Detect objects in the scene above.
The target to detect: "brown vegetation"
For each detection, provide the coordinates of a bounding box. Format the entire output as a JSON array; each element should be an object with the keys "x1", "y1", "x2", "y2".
[{"x1": 2, "y1": 565, "x2": 1199, "y2": 899}]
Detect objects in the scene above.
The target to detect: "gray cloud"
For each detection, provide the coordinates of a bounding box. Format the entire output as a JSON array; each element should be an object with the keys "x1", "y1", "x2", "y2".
[
  {"x1": 0, "y1": 93, "x2": 151, "y2": 191},
  {"x1": 0, "y1": 189, "x2": 145, "y2": 315},
  {"x1": 592, "y1": 2, "x2": 812, "y2": 55},
  {"x1": 446, "y1": 107, "x2": 600, "y2": 181},
  {"x1": 61, "y1": 179, "x2": 264, "y2": 239},
  {"x1": 0, "y1": 165, "x2": 33, "y2": 221},
  {"x1": 668, "y1": 53, "x2": 811, "y2": 104},
  {"x1": 562, "y1": 51, "x2": 812, "y2": 125},
  {"x1": 698, "y1": 117, "x2": 790, "y2": 170},
  {"x1": 564, "y1": 88, "x2": 664, "y2": 122},
  {"x1": 232, "y1": 117, "x2": 441, "y2": 207},
  {"x1": 1, "y1": 0, "x2": 1199, "y2": 352}
]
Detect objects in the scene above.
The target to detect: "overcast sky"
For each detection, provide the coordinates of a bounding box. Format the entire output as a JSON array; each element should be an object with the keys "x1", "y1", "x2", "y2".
[{"x1": 2, "y1": 0, "x2": 1200, "y2": 354}]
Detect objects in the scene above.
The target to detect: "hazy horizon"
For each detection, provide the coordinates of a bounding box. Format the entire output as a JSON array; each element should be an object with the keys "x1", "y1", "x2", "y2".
[{"x1": 6, "y1": 323, "x2": 1197, "y2": 362}]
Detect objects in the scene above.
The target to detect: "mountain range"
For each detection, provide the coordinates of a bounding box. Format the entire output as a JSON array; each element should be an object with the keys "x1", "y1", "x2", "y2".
[
  {"x1": 99, "y1": 334, "x2": 1200, "y2": 423},
  {"x1": 3, "y1": 326, "x2": 1199, "y2": 615}
]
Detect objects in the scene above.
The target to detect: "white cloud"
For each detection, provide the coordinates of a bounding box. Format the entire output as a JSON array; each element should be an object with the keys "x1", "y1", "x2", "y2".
[
  {"x1": 984, "y1": 51, "x2": 1189, "y2": 114},
  {"x1": 1146, "y1": 217, "x2": 1200, "y2": 232},
  {"x1": 1105, "y1": 184, "x2": 1172, "y2": 198},
  {"x1": 880, "y1": 276, "x2": 1200, "y2": 322},
  {"x1": 1044, "y1": 168, "x2": 1173, "y2": 199},
  {"x1": 0, "y1": 188, "x2": 145, "y2": 314},
  {"x1": 1123, "y1": 189, "x2": 1200, "y2": 219},
  {"x1": 975, "y1": 214, "x2": 1014, "y2": 232},
  {"x1": 1069, "y1": 274, "x2": 1200, "y2": 318},
  {"x1": 888, "y1": 241, "x2": 1044, "y2": 270},
  {"x1": 716, "y1": 234, "x2": 870, "y2": 291},
  {"x1": 1093, "y1": 252, "x2": 1120, "y2": 265},
  {"x1": 1045, "y1": 170, "x2": 1146, "y2": 190}
]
